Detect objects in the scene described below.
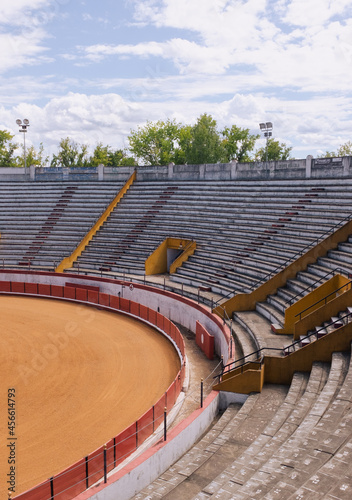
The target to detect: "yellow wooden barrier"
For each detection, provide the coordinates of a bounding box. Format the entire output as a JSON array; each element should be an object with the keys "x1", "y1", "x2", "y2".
[
  {"x1": 213, "y1": 361, "x2": 264, "y2": 394},
  {"x1": 214, "y1": 321, "x2": 352, "y2": 393},
  {"x1": 145, "y1": 238, "x2": 196, "y2": 275},
  {"x1": 214, "y1": 219, "x2": 352, "y2": 318},
  {"x1": 265, "y1": 321, "x2": 352, "y2": 385},
  {"x1": 276, "y1": 274, "x2": 349, "y2": 335},
  {"x1": 294, "y1": 283, "x2": 352, "y2": 340},
  {"x1": 169, "y1": 240, "x2": 196, "y2": 274},
  {"x1": 55, "y1": 171, "x2": 136, "y2": 273}
]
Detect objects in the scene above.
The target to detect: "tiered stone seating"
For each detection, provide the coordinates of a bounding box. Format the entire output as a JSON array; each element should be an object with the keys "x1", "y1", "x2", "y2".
[
  {"x1": 256, "y1": 241, "x2": 352, "y2": 331},
  {"x1": 2, "y1": 172, "x2": 352, "y2": 499},
  {"x1": 70, "y1": 178, "x2": 352, "y2": 303},
  {"x1": 0, "y1": 181, "x2": 123, "y2": 270},
  {"x1": 133, "y1": 350, "x2": 352, "y2": 499},
  {"x1": 133, "y1": 384, "x2": 288, "y2": 500}
]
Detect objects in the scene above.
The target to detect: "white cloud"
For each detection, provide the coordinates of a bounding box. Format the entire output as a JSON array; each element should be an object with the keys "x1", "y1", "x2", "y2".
[
  {"x1": 78, "y1": 0, "x2": 352, "y2": 92},
  {"x1": 284, "y1": 0, "x2": 352, "y2": 26},
  {"x1": 0, "y1": 0, "x2": 55, "y2": 73},
  {"x1": 0, "y1": 30, "x2": 51, "y2": 74},
  {"x1": 82, "y1": 38, "x2": 237, "y2": 74},
  {"x1": 0, "y1": 0, "x2": 51, "y2": 26},
  {"x1": 1, "y1": 90, "x2": 351, "y2": 161},
  {"x1": 0, "y1": 0, "x2": 351, "y2": 161}
]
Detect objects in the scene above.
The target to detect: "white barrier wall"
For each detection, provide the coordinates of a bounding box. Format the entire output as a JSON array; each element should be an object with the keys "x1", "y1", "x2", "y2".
[
  {"x1": 80, "y1": 392, "x2": 220, "y2": 500},
  {"x1": 4, "y1": 156, "x2": 352, "y2": 182}
]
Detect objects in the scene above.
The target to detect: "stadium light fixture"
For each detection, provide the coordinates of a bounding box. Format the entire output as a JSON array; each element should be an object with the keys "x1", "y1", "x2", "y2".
[
  {"x1": 259, "y1": 122, "x2": 273, "y2": 162},
  {"x1": 16, "y1": 118, "x2": 30, "y2": 175}
]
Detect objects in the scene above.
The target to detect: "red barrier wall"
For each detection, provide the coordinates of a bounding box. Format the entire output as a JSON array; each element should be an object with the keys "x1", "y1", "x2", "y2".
[
  {"x1": 52, "y1": 459, "x2": 86, "y2": 500},
  {"x1": 163, "y1": 317, "x2": 171, "y2": 336},
  {"x1": 76, "y1": 288, "x2": 88, "y2": 301},
  {"x1": 64, "y1": 286, "x2": 76, "y2": 299},
  {"x1": 148, "y1": 308, "x2": 157, "y2": 326},
  {"x1": 9, "y1": 279, "x2": 185, "y2": 500},
  {"x1": 196, "y1": 321, "x2": 215, "y2": 360},
  {"x1": 88, "y1": 290, "x2": 99, "y2": 304},
  {"x1": 51, "y1": 285, "x2": 64, "y2": 297},
  {"x1": 105, "y1": 438, "x2": 115, "y2": 473},
  {"x1": 0, "y1": 280, "x2": 11, "y2": 292},
  {"x1": 130, "y1": 300, "x2": 140, "y2": 317},
  {"x1": 139, "y1": 304, "x2": 149, "y2": 321},
  {"x1": 153, "y1": 393, "x2": 166, "y2": 430},
  {"x1": 110, "y1": 295, "x2": 120, "y2": 310},
  {"x1": 38, "y1": 283, "x2": 51, "y2": 295},
  {"x1": 119, "y1": 297, "x2": 130, "y2": 312},
  {"x1": 99, "y1": 292, "x2": 110, "y2": 307},
  {"x1": 25, "y1": 282, "x2": 37, "y2": 294},
  {"x1": 14, "y1": 480, "x2": 52, "y2": 500},
  {"x1": 137, "y1": 407, "x2": 154, "y2": 447},
  {"x1": 87, "y1": 446, "x2": 105, "y2": 487},
  {"x1": 156, "y1": 312, "x2": 164, "y2": 330},
  {"x1": 12, "y1": 281, "x2": 25, "y2": 293},
  {"x1": 114, "y1": 422, "x2": 137, "y2": 466},
  {"x1": 66, "y1": 282, "x2": 100, "y2": 292},
  {"x1": 166, "y1": 381, "x2": 176, "y2": 412}
]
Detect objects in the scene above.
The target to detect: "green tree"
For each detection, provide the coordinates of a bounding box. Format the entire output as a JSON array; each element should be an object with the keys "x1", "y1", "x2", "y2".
[
  {"x1": 0, "y1": 130, "x2": 19, "y2": 167},
  {"x1": 337, "y1": 141, "x2": 352, "y2": 156},
  {"x1": 127, "y1": 114, "x2": 261, "y2": 166},
  {"x1": 319, "y1": 141, "x2": 352, "y2": 158},
  {"x1": 255, "y1": 138, "x2": 293, "y2": 161},
  {"x1": 17, "y1": 143, "x2": 49, "y2": 168},
  {"x1": 221, "y1": 125, "x2": 259, "y2": 162},
  {"x1": 107, "y1": 149, "x2": 136, "y2": 167},
  {"x1": 128, "y1": 119, "x2": 183, "y2": 166},
  {"x1": 89, "y1": 142, "x2": 111, "y2": 167},
  {"x1": 90, "y1": 142, "x2": 136, "y2": 167},
  {"x1": 184, "y1": 114, "x2": 224, "y2": 164},
  {"x1": 50, "y1": 137, "x2": 89, "y2": 168}
]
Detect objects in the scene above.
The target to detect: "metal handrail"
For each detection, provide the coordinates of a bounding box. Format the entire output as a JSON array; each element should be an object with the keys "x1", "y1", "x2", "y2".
[
  {"x1": 215, "y1": 310, "x2": 351, "y2": 381},
  {"x1": 285, "y1": 267, "x2": 346, "y2": 306},
  {"x1": 283, "y1": 310, "x2": 351, "y2": 355},
  {"x1": 214, "y1": 212, "x2": 352, "y2": 306},
  {"x1": 214, "y1": 346, "x2": 283, "y2": 381},
  {"x1": 294, "y1": 280, "x2": 352, "y2": 321}
]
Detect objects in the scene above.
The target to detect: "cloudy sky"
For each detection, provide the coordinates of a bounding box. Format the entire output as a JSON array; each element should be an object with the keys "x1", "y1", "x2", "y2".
[{"x1": 1, "y1": 0, "x2": 352, "y2": 161}]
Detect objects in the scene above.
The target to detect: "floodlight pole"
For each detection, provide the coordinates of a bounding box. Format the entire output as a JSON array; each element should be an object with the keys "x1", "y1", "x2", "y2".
[
  {"x1": 259, "y1": 122, "x2": 273, "y2": 162},
  {"x1": 16, "y1": 119, "x2": 30, "y2": 176}
]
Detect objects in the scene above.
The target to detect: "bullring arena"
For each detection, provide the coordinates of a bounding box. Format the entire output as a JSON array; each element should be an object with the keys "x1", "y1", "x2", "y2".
[
  {"x1": 0, "y1": 295, "x2": 180, "y2": 495},
  {"x1": 2, "y1": 157, "x2": 352, "y2": 499}
]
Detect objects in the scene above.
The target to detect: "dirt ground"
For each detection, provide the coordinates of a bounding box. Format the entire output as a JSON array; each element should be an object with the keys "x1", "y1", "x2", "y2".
[{"x1": 0, "y1": 296, "x2": 180, "y2": 496}]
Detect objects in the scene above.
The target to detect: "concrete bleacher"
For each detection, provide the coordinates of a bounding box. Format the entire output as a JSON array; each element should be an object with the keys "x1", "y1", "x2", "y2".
[
  {"x1": 132, "y1": 348, "x2": 352, "y2": 499},
  {"x1": 3, "y1": 168, "x2": 352, "y2": 499},
  {"x1": 68, "y1": 178, "x2": 352, "y2": 306},
  {"x1": 0, "y1": 181, "x2": 124, "y2": 270},
  {"x1": 133, "y1": 384, "x2": 289, "y2": 499}
]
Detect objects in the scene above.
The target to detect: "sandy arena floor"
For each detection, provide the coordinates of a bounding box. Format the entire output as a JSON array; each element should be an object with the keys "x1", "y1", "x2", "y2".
[{"x1": 0, "y1": 296, "x2": 180, "y2": 496}]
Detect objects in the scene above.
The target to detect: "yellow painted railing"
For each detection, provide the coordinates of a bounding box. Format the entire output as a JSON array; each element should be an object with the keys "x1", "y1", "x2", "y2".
[
  {"x1": 294, "y1": 283, "x2": 352, "y2": 340},
  {"x1": 213, "y1": 361, "x2": 264, "y2": 394},
  {"x1": 215, "y1": 320, "x2": 352, "y2": 393},
  {"x1": 214, "y1": 219, "x2": 352, "y2": 318},
  {"x1": 55, "y1": 171, "x2": 136, "y2": 273},
  {"x1": 145, "y1": 238, "x2": 196, "y2": 275},
  {"x1": 265, "y1": 320, "x2": 352, "y2": 384},
  {"x1": 276, "y1": 274, "x2": 349, "y2": 335}
]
